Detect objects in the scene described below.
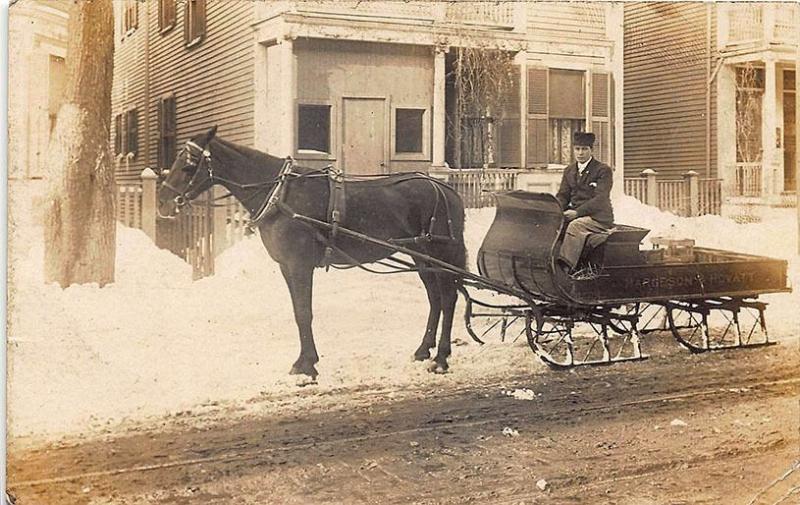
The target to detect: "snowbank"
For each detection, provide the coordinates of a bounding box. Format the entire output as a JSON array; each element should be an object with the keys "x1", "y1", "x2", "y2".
[{"x1": 6, "y1": 183, "x2": 799, "y2": 442}]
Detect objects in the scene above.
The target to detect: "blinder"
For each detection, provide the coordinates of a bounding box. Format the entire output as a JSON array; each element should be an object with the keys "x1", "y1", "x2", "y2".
[{"x1": 160, "y1": 140, "x2": 215, "y2": 211}]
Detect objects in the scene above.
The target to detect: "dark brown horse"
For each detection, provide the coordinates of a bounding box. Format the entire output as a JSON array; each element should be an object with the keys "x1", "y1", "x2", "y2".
[{"x1": 157, "y1": 126, "x2": 466, "y2": 381}]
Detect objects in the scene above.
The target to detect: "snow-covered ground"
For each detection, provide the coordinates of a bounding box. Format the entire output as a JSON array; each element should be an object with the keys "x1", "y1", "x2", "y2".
[{"x1": 6, "y1": 180, "x2": 800, "y2": 443}]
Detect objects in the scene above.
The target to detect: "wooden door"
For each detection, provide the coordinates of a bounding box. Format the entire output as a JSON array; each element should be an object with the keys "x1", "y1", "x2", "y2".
[{"x1": 342, "y1": 97, "x2": 386, "y2": 175}]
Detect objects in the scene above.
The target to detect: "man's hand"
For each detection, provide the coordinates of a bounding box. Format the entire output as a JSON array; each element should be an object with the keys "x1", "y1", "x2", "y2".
[{"x1": 563, "y1": 209, "x2": 578, "y2": 222}]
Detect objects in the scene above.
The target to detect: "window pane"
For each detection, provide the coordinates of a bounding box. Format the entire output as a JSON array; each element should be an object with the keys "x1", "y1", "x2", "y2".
[
  {"x1": 298, "y1": 105, "x2": 331, "y2": 153},
  {"x1": 549, "y1": 118, "x2": 585, "y2": 164},
  {"x1": 549, "y1": 69, "x2": 585, "y2": 119},
  {"x1": 396, "y1": 108, "x2": 424, "y2": 153}
]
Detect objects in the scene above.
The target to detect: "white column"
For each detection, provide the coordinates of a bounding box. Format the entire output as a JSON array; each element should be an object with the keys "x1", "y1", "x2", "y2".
[
  {"x1": 609, "y1": 3, "x2": 625, "y2": 199},
  {"x1": 432, "y1": 45, "x2": 447, "y2": 168},
  {"x1": 717, "y1": 64, "x2": 737, "y2": 199},
  {"x1": 253, "y1": 42, "x2": 269, "y2": 152},
  {"x1": 762, "y1": 56, "x2": 777, "y2": 199},
  {"x1": 277, "y1": 37, "x2": 296, "y2": 158}
]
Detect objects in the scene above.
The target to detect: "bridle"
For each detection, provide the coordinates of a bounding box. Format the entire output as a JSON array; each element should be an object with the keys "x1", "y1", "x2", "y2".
[
  {"x1": 158, "y1": 138, "x2": 298, "y2": 220},
  {"x1": 159, "y1": 140, "x2": 212, "y2": 209}
]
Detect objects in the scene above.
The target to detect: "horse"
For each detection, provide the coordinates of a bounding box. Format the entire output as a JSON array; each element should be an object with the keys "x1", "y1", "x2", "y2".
[{"x1": 157, "y1": 126, "x2": 466, "y2": 381}]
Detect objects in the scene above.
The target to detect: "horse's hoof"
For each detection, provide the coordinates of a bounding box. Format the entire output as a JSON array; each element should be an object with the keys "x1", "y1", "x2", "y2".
[
  {"x1": 413, "y1": 351, "x2": 431, "y2": 362},
  {"x1": 295, "y1": 375, "x2": 318, "y2": 387},
  {"x1": 426, "y1": 361, "x2": 449, "y2": 374},
  {"x1": 290, "y1": 363, "x2": 319, "y2": 379}
]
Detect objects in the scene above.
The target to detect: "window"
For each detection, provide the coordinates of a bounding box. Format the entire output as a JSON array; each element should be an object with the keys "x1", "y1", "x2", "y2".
[
  {"x1": 126, "y1": 108, "x2": 139, "y2": 157},
  {"x1": 184, "y1": 0, "x2": 207, "y2": 47},
  {"x1": 114, "y1": 114, "x2": 123, "y2": 154},
  {"x1": 123, "y1": 0, "x2": 138, "y2": 34},
  {"x1": 548, "y1": 69, "x2": 585, "y2": 165},
  {"x1": 298, "y1": 104, "x2": 331, "y2": 154},
  {"x1": 158, "y1": 94, "x2": 177, "y2": 168},
  {"x1": 159, "y1": 0, "x2": 176, "y2": 33},
  {"x1": 395, "y1": 109, "x2": 424, "y2": 153},
  {"x1": 526, "y1": 68, "x2": 611, "y2": 167}
]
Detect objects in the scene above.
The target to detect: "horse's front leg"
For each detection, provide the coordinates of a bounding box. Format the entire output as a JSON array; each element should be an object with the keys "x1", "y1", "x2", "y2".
[{"x1": 280, "y1": 263, "x2": 319, "y2": 380}]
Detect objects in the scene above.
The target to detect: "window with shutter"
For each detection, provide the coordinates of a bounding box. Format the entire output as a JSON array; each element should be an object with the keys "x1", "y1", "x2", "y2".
[
  {"x1": 526, "y1": 68, "x2": 548, "y2": 167},
  {"x1": 114, "y1": 114, "x2": 122, "y2": 155},
  {"x1": 126, "y1": 109, "x2": 139, "y2": 157},
  {"x1": 159, "y1": 0, "x2": 176, "y2": 33},
  {"x1": 185, "y1": 0, "x2": 207, "y2": 47},
  {"x1": 123, "y1": 0, "x2": 138, "y2": 34},
  {"x1": 159, "y1": 94, "x2": 177, "y2": 168}
]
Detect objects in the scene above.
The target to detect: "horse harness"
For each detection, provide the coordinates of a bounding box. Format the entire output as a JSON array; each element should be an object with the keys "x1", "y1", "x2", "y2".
[{"x1": 170, "y1": 140, "x2": 459, "y2": 271}]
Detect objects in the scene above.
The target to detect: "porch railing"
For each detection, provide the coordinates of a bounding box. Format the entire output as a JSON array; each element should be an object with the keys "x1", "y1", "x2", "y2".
[
  {"x1": 725, "y1": 3, "x2": 799, "y2": 46},
  {"x1": 732, "y1": 162, "x2": 763, "y2": 197},
  {"x1": 116, "y1": 184, "x2": 143, "y2": 229},
  {"x1": 429, "y1": 168, "x2": 520, "y2": 208},
  {"x1": 260, "y1": 1, "x2": 516, "y2": 29},
  {"x1": 624, "y1": 169, "x2": 722, "y2": 217}
]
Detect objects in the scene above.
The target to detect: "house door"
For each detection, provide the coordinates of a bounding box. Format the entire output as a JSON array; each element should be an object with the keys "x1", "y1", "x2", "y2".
[
  {"x1": 342, "y1": 97, "x2": 386, "y2": 175},
  {"x1": 784, "y1": 91, "x2": 796, "y2": 192}
]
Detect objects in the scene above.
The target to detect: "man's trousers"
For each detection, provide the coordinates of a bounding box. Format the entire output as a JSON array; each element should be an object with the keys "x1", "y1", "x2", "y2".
[{"x1": 558, "y1": 216, "x2": 613, "y2": 269}]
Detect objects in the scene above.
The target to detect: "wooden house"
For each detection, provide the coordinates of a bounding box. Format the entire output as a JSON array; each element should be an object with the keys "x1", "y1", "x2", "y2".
[
  {"x1": 624, "y1": 2, "x2": 798, "y2": 207},
  {"x1": 112, "y1": 1, "x2": 624, "y2": 191}
]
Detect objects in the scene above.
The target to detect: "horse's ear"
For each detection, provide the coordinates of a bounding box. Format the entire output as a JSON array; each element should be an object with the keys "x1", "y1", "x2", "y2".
[{"x1": 208, "y1": 125, "x2": 218, "y2": 140}]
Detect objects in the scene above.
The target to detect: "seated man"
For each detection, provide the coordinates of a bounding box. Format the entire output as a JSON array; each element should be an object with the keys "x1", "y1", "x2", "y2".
[{"x1": 555, "y1": 131, "x2": 615, "y2": 274}]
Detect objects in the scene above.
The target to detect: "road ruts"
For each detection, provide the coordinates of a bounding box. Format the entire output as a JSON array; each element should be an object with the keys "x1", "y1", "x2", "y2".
[{"x1": 8, "y1": 338, "x2": 800, "y2": 505}]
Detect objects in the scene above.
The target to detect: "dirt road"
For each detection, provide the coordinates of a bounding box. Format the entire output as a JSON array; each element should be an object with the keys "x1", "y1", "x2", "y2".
[{"x1": 8, "y1": 335, "x2": 800, "y2": 504}]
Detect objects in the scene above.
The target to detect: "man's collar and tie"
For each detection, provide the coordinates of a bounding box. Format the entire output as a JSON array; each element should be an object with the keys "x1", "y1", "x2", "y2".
[{"x1": 577, "y1": 157, "x2": 593, "y2": 176}]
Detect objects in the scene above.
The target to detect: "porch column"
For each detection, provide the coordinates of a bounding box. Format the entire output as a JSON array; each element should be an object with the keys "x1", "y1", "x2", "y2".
[
  {"x1": 762, "y1": 56, "x2": 777, "y2": 199},
  {"x1": 432, "y1": 45, "x2": 447, "y2": 168},
  {"x1": 277, "y1": 37, "x2": 296, "y2": 158},
  {"x1": 717, "y1": 64, "x2": 737, "y2": 198}
]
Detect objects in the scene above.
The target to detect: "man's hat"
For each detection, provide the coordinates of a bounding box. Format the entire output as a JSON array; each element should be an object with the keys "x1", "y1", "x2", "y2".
[{"x1": 573, "y1": 131, "x2": 595, "y2": 147}]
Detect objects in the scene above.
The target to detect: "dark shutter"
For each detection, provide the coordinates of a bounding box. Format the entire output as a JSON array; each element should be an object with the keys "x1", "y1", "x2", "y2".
[
  {"x1": 114, "y1": 114, "x2": 122, "y2": 154},
  {"x1": 592, "y1": 73, "x2": 609, "y2": 118},
  {"x1": 500, "y1": 66, "x2": 520, "y2": 117},
  {"x1": 527, "y1": 118, "x2": 548, "y2": 166},
  {"x1": 497, "y1": 120, "x2": 520, "y2": 167},
  {"x1": 527, "y1": 68, "x2": 547, "y2": 115},
  {"x1": 159, "y1": 95, "x2": 177, "y2": 167},
  {"x1": 127, "y1": 109, "x2": 139, "y2": 157}
]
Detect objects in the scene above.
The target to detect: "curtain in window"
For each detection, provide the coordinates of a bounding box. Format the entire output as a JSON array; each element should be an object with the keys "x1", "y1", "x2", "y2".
[{"x1": 550, "y1": 119, "x2": 585, "y2": 165}]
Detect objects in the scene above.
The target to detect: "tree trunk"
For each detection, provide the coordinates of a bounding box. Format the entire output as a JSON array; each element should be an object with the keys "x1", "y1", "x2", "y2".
[{"x1": 44, "y1": 0, "x2": 115, "y2": 287}]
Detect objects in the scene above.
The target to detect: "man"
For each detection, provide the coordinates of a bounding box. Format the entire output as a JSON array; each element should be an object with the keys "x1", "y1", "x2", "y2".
[{"x1": 555, "y1": 131, "x2": 615, "y2": 274}]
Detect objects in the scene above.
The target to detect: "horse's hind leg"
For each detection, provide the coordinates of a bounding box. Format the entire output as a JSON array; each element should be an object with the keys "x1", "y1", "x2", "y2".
[
  {"x1": 431, "y1": 273, "x2": 459, "y2": 374},
  {"x1": 414, "y1": 266, "x2": 441, "y2": 361},
  {"x1": 280, "y1": 263, "x2": 320, "y2": 380}
]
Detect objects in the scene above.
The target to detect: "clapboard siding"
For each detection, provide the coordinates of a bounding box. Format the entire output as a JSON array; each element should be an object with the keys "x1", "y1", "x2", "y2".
[
  {"x1": 147, "y1": 1, "x2": 254, "y2": 172},
  {"x1": 527, "y1": 2, "x2": 607, "y2": 47},
  {"x1": 112, "y1": 1, "x2": 148, "y2": 182},
  {"x1": 112, "y1": 1, "x2": 255, "y2": 182},
  {"x1": 624, "y1": 2, "x2": 718, "y2": 179}
]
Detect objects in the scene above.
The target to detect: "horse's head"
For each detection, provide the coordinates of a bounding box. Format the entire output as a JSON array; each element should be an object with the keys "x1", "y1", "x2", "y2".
[{"x1": 158, "y1": 125, "x2": 218, "y2": 218}]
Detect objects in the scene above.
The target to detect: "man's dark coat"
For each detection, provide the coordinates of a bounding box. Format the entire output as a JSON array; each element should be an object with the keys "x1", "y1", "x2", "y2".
[{"x1": 555, "y1": 158, "x2": 615, "y2": 225}]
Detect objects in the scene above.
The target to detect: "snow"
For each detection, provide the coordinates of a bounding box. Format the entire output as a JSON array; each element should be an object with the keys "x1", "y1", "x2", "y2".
[{"x1": 6, "y1": 181, "x2": 800, "y2": 444}]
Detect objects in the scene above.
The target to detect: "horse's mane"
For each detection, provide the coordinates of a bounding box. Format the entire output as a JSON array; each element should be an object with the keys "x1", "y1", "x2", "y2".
[{"x1": 213, "y1": 136, "x2": 284, "y2": 168}]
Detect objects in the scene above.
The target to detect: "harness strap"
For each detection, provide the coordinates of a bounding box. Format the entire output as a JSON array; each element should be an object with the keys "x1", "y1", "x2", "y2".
[{"x1": 322, "y1": 166, "x2": 346, "y2": 269}]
